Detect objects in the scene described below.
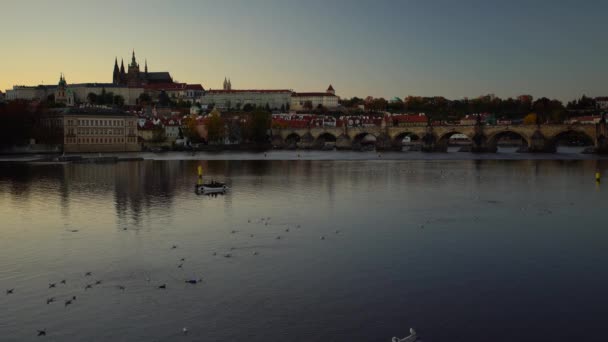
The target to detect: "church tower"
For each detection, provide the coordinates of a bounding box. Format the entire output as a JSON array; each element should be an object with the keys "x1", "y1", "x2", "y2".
[
  {"x1": 113, "y1": 58, "x2": 120, "y2": 84},
  {"x1": 127, "y1": 50, "x2": 141, "y2": 87},
  {"x1": 120, "y1": 59, "x2": 126, "y2": 85},
  {"x1": 223, "y1": 77, "x2": 232, "y2": 90}
]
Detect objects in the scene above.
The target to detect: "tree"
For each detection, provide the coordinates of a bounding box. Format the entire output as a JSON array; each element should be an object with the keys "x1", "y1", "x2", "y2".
[
  {"x1": 303, "y1": 101, "x2": 313, "y2": 111},
  {"x1": 87, "y1": 93, "x2": 98, "y2": 104},
  {"x1": 248, "y1": 109, "x2": 271, "y2": 143},
  {"x1": 158, "y1": 91, "x2": 170, "y2": 106},
  {"x1": 523, "y1": 113, "x2": 538, "y2": 125},
  {"x1": 138, "y1": 93, "x2": 152, "y2": 105},
  {"x1": 280, "y1": 104, "x2": 285, "y2": 112},
  {"x1": 113, "y1": 95, "x2": 125, "y2": 107},
  {"x1": 183, "y1": 115, "x2": 202, "y2": 142},
  {"x1": 205, "y1": 109, "x2": 225, "y2": 144},
  {"x1": 243, "y1": 103, "x2": 254, "y2": 112}
]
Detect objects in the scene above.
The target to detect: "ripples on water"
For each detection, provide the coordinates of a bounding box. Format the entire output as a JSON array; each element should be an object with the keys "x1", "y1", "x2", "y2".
[{"x1": 1, "y1": 158, "x2": 608, "y2": 341}]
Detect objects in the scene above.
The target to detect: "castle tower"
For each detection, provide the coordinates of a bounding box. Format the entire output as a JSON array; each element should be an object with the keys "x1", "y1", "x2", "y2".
[
  {"x1": 113, "y1": 58, "x2": 120, "y2": 84},
  {"x1": 127, "y1": 50, "x2": 141, "y2": 87},
  {"x1": 223, "y1": 77, "x2": 228, "y2": 90},
  {"x1": 327, "y1": 84, "x2": 335, "y2": 95},
  {"x1": 228, "y1": 78, "x2": 232, "y2": 90},
  {"x1": 120, "y1": 59, "x2": 126, "y2": 85},
  {"x1": 143, "y1": 59, "x2": 149, "y2": 84}
]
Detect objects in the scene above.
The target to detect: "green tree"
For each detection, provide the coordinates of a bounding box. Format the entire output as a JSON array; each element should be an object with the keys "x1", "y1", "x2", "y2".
[
  {"x1": 87, "y1": 93, "x2": 98, "y2": 104},
  {"x1": 138, "y1": 93, "x2": 152, "y2": 105},
  {"x1": 206, "y1": 109, "x2": 225, "y2": 144},
  {"x1": 247, "y1": 110, "x2": 271, "y2": 143},
  {"x1": 113, "y1": 95, "x2": 125, "y2": 107},
  {"x1": 523, "y1": 113, "x2": 537, "y2": 125}
]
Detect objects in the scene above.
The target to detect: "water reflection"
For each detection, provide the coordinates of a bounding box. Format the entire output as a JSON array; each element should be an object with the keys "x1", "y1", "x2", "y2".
[{"x1": 1, "y1": 159, "x2": 608, "y2": 341}]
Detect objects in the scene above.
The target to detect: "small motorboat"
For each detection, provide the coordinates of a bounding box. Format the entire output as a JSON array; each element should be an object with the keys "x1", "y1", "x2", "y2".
[
  {"x1": 195, "y1": 181, "x2": 228, "y2": 194},
  {"x1": 392, "y1": 328, "x2": 418, "y2": 342},
  {"x1": 194, "y1": 165, "x2": 228, "y2": 194}
]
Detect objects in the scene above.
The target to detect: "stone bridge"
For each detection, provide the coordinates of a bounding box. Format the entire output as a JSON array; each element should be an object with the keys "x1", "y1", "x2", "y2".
[{"x1": 271, "y1": 121, "x2": 608, "y2": 153}]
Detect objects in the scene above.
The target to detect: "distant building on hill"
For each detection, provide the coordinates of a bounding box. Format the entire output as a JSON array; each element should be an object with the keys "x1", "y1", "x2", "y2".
[
  {"x1": 596, "y1": 97, "x2": 608, "y2": 110},
  {"x1": 200, "y1": 78, "x2": 292, "y2": 110},
  {"x1": 112, "y1": 50, "x2": 173, "y2": 87},
  {"x1": 291, "y1": 85, "x2": 339, "y2": 110}
]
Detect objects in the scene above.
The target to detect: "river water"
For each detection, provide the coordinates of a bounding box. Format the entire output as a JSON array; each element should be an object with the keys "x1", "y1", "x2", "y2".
[{"x1": 1, "y1": 152, "x2": 608, "y2": 341}]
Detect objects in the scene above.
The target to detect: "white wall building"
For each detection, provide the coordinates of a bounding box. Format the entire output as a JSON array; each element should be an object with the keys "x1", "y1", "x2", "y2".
[
  {"x1": 290, "y1": 85, "x2": 339, "y2": 110},
  {"x1": 5, "y1": 85, "x2": 55, "y2": 101},
  {"x1": 596, "y1": 97, "x2": 608, "y2": 110},
  {"x1": 199, "y1": 89, "x2": 292, "y2": 110}
]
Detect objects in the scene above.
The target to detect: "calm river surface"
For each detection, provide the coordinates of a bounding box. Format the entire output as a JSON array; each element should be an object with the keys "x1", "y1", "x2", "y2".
[{"x1": 1, "y1": 153, "x2": 608, "y2": 341}]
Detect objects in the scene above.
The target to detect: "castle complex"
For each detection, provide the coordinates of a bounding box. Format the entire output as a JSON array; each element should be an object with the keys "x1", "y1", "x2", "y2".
[{"x1": 112, "y1": 50, "x2": 173, "y2": 87}]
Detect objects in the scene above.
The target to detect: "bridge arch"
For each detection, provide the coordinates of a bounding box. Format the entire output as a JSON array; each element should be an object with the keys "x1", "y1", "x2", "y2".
[
  {"x1": 392, "y1": 132, "x2": 421, "y2": 150},
  {"x1": 285, "y1": 133, "x2": 301, "y2": 150},
  {"x1": 313, "y1": 132, "x2": 338, "y2": 149},
  {"x1": 549, "y1": 129, "x2": 595, "y2": 148},
  {"x1": 436, "y1": 131, "x2": 473, "y2": 152},
  {"x1": 352, "y1": 132, "x2": 376, "y2": 151},
  {"x1": 487, "y1": 130, "x2": 530, "y2": 152}
]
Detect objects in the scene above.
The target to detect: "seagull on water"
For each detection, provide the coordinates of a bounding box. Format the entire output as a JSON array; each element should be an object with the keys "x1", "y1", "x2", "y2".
[
  {"x1": 6, "y1": 288, "x2": 14, "y2": 295},
  {"x1": 46, "y1": 297, "x2": 55, "y2": 304},
  {"x1": 48, "y1": 283, "x2": 56, "y2": 289},
  {"x1": 158, "y1": 284, "x2": 167, "y2": 289},
  {"x1": 37, "y1": 329, "x2": 46, "y2": 336}
]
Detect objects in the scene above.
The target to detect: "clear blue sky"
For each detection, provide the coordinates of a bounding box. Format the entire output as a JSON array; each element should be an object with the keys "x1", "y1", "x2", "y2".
[{"x1": 1, "y1": 0, "x2": 606, "y2": 101}]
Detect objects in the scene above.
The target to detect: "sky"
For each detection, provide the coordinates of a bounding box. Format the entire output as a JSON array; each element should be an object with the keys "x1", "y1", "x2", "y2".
[{"x1": 1, "y1": 0, "x2": 606, "y2": 102}]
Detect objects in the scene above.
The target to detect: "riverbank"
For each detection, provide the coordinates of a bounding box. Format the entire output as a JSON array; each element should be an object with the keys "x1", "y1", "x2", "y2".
[{"x1": 1, "y1": 147, "x2": 608, "y2": 163}]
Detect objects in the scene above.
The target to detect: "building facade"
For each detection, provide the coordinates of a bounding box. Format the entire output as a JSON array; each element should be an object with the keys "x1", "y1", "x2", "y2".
[
  {"x1": 62, "y1": 108, "x2": 140, "y2": 152},
  {"x1": 596, "y1": 97, "x2": 608, "y2": 110},
  {"x1": 290, "y1": 85, "x2": 339, "y2": 110},
  {"x1": 144, "y1": 83, "x2": 204, "y2": 102},
  {"x1": 200, "y1": 89, "x2": 292, "y2": 110},
  {"x1": 5, "y1": 85, "x2": 55, "y2": 101}
]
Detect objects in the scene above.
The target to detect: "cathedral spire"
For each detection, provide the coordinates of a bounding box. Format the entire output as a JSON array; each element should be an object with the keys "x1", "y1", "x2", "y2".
[
  {"x1": 145, "y1": 59, "x2": 148, "y2": 73},
  {"x1": 131, "y1": 49, "x2": 138, "y2": 67}
]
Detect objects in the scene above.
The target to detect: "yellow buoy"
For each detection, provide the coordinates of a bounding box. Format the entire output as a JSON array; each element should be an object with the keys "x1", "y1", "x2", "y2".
[
  {"x1": 596, "y1": 171, "x2": 601, "y2": 182},
  {"x1": 197, "y1": 165, "x2": 203, "y2": 186}
]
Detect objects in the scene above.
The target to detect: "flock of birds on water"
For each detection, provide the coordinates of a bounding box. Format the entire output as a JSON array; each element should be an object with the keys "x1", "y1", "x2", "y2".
[
  {"x1": 3, "y1": 174, "x2": 566, "y2": 340},
  {"x1": 3, "y1": 215, "x2": 348, "y2": 340}
]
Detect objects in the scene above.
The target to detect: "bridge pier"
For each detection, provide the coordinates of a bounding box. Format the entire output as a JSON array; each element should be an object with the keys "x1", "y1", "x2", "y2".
[
  {"x1": 525, "y1": 129, "x2": 555, "y2": 153},
  {"x1": 375, "y1": 133, "x2": 392, "y2": 151},
  {"x1": 421, "y1": 125, "x2": 437, "y2": 152},
  {"x1": 336, "y1": 134, "x2": 352, "y2": 150},
  {"x1": 297, "y1": 132, "x2": 314, "y2": 149}
]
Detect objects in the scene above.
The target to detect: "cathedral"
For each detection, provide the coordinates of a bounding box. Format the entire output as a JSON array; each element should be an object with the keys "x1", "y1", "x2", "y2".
[{"x1": 112, "y1": 51, "x2": 174, "y2": 87}]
